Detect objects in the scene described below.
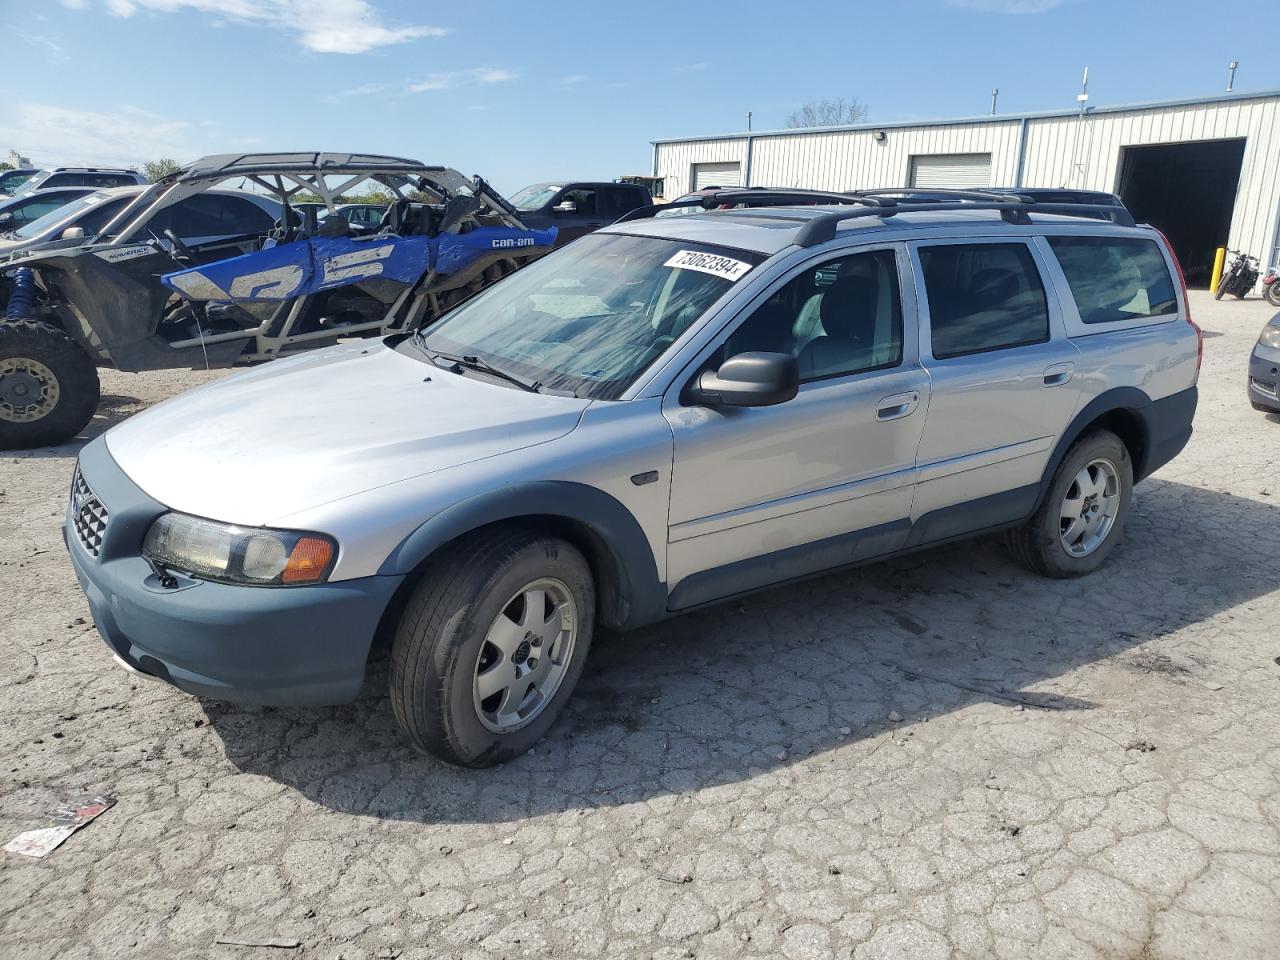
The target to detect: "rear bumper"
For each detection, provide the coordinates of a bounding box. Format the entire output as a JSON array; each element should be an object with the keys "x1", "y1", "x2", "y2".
[
  {"x1": 64, "y1": 437, "x2": 404, "y2": 707},
  {"x1": 1139, "y1": 385, "x2": 1198, "y2": 480}
]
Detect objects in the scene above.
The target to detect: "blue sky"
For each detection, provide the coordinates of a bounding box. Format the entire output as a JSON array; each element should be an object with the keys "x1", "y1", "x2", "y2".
[{"x1": 4, "y1": 0, "x2": 1277, "y2": 194}]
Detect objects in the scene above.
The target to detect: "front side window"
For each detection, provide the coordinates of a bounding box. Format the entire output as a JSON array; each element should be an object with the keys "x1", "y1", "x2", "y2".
[
  {"x1": 1048, "y1": 235, "x2": 1177, "y2": 324},
  {"x1": 0, "y1": 170, "x2": 35, "y2": 193},
  {"x1": 562, "y1": 188, "x2": 597, "y2": 215},
  {"x1": 416, "y1": 233, "x2": 763, "y2": 399},
  {"x1": 725, "y1": 249, "x2": 903, "y2": 382},
  {"x1": 919, "y1": 243, "x2": 1049, "y2": 359}
]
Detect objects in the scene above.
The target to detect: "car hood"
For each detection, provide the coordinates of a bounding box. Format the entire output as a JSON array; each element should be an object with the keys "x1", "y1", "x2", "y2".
[{"x1": 105, "y1": 341, "x2": 591, "y2": 527}]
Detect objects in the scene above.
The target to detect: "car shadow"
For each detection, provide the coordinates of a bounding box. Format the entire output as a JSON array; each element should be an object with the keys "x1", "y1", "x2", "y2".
[
  {"x1": 8, "y1": 394, "x2": 152, "y2": 462},
  {"x1": 203, "y1": 477, "x2": 1279, "y2": 824}
]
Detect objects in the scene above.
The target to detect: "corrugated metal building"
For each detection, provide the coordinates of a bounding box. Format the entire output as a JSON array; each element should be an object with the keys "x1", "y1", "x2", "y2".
[{"x1": 651, "y1": 90, "x2": 1280, "y2": 286}]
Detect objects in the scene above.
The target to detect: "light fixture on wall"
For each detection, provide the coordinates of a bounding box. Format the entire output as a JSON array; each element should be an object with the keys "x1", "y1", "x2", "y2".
[{"x1": 873, "y1": 130, "x2": 887, "y2": 142}]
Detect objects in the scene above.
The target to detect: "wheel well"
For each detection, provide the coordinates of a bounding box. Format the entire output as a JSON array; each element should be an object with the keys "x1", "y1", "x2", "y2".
[
  {"x1": 368, "y1": 514, "x2": 629, "y2": 660},
  {"x1": 1085, "y1": 407, "x2": 1148, "y2": 477}
]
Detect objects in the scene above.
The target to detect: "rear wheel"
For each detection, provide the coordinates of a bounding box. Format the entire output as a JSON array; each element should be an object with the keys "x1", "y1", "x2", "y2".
[
  {"x1": 389, "y1": 527, "x2": 595, "y2": 767},
  {"x1": 1007, "y1": 430, "x2": 1133, "y2": 578},
  {"x1": 0, "y1": 321, "x2": 100, "y2": 450},
  {"x1": 1264, "y1": 283, "x2": 1280, "y2": 307}
]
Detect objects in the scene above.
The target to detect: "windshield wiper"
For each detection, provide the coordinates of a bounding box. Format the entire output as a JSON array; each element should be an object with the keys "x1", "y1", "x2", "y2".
[{"x1": 427, "y1": 348, "x2": 542, "y2": 394}]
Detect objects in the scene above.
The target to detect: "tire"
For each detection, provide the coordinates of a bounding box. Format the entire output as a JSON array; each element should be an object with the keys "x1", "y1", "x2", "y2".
[
  {"x1": 1264, "y1": 283, "x2": 1280, "y2": 308},
  {"x1": 390, "y1": 526, "x2": 595, "y2": 767},
  {"x1": 1007, "y1": 430, "x2": 1133, "y2": 578},
  {"x1": 0, "y1": 321, "x2": 100, "y2": 450},
  {"x1": 1214, "y1": 274, "x2": 1230, "y2": 300}
]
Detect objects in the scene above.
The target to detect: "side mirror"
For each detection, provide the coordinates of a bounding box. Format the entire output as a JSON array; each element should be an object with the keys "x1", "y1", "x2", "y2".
[
  {"x1": 0, "y1": 212, "x2": 11, "y2": 225},
  {"x1": 552, "y1": 200, "x2": 577, "y2": 214},
  {"x1": 61, "y1": 226, "x2": 85, "y2": 241},
  {"x1": 688, "y1": 352, "x2": 799, "y2": 407}
]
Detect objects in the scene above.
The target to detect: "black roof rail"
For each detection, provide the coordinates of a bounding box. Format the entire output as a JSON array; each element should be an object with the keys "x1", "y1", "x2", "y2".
[{"x1": 615, "y1": 188, "x2": 890, "y2": 224}]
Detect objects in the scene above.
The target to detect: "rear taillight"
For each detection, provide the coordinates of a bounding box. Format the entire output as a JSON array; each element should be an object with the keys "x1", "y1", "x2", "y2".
[{"x1": 1156, "y1": 229, "x2": 1201, "y2": 376}]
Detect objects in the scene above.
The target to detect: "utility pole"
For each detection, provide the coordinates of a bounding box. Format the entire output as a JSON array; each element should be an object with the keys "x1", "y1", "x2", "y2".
[
  {"x1": 747, "y1": 111, "x2": 752, "y2": 132},
  {"x1": 1227, "y1": 60, "x2": 1239, "y2": 92},
  {"x1": 1077, "y1": 66, "x2": 1089, "y2": 116},
  {"x1": 991, "y1": 88, "x2": 999, "y2": 115}
]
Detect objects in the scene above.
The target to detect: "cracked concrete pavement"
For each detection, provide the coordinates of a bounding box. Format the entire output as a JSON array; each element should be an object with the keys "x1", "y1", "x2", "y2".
[{"x1": 2, "y1": 290, "x2": 1279, "y2": 959}]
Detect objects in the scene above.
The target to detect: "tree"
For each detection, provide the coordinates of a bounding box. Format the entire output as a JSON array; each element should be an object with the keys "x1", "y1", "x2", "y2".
[
  {"x1": 786, "y1": 98, "x2": 870, "y2": 129},
  {"x1": 0, "y1": 162, "x2": 12, "y2": 173},
  {"x1": 143, "y1": 158, "x2": 181, "y2": 182}
]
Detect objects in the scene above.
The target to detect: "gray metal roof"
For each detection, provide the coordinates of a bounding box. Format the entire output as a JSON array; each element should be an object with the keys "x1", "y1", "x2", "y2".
[{"x1": 652, "y1": 88, "x2": 1280, "y2": 145}]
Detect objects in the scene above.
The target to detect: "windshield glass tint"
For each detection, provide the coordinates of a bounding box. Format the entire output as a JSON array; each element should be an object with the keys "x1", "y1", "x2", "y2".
[
  {"x1": 420, "y1": 233, "x2": 762, "y2": 399},
  {"x1": 0, "y1": 170, "x2": 35, "y2": 193},
  {"x1": 13, "y1": 192, "x2": 110, "y2": 239},
  {"x1": 510, "y1": 184, "x2": 560, "y2": 211}
]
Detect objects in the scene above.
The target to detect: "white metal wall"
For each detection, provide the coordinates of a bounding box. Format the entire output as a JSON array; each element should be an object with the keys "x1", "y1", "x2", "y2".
[{"x1": 654, "y1": 94, "x2": 1280, "y2": 265}]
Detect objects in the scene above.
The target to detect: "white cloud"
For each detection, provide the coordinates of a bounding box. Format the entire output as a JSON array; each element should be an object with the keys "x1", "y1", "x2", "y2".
[
  {"x1": 0, "y1": 103, "x2": 204, "y2": 170},
  {"x1": 331, "y1": 68, "x2": 516, "y2": 100},
  {"x1": 21, "y1": 34, "x2": 70, "y2": 65},
  {"x1": 95, "y1": 0, "x2": 448, "y2": 54},
  {"x1": 945, "y1": 0, "x2": 1064, "y2": 11}
]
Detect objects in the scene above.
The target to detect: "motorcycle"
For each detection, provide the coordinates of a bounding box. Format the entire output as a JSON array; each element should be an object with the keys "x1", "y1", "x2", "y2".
[
  {"x1": 1263, "y1": 265, "x2": 1280, "y2": 307},
  {"x1": 1215, "y1": 249, "x2": 1260, "y2": 300}
]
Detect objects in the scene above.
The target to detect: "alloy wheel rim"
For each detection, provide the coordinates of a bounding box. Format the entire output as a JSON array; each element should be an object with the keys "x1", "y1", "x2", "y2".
[
  {"x1": 0, "y1": 357, "x2": 60, "y2": 423},
  {"x1": 1059, "y1": 457, "x2": 1121, "y2": 558},
  {"x1": 473, "y1": 577, "x2": 578, "y2": 734}
]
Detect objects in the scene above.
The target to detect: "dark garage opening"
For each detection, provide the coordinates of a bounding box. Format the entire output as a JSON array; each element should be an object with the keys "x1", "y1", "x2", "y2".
[{"x1": 1117, "y1": 138, "x2": 1245, "y2": 287}]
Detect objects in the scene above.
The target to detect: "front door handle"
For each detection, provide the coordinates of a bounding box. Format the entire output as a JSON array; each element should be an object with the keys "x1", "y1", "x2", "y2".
[
  {"x1": 877, "y1": 391, "x2": 920, "y2": 421},
  {"x1": 1043, "y1": 362, "x2": 1075, "y2": 387}
]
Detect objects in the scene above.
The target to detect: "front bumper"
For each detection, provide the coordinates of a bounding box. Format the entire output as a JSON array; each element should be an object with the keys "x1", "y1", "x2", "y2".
[
  {"x1": 64, "y1": 437, "x2": 404, "y2": 706},
  {"x1": 1249, "y1": 343, "x2": 1280, "y2": 413}
]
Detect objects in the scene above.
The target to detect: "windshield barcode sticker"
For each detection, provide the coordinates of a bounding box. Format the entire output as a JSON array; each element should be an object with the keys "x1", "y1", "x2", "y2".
[{"x1": 664, "y1": 250, "x2": 752, "y2": 281}]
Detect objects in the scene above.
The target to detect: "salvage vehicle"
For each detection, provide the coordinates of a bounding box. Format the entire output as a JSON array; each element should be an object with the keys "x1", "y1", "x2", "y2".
[
  {"x1": 0, "y1": 152, "x2": 555, "y2": 448},
  {"x1": 0, "y1": 187, "x2": 95, "y2": 231},
  {"x1": 510, "y1": 181, "x2": 651, "y2": 246},
  {"x1": 1247, "y1": 312, "x2": 1280, "y2": 413},
  {"x1": 64, "y1": 189, "x2": 1200, "y2": 766},
  {"x1": 7, "y1": 166, "x2": 145, "y2": 197}
]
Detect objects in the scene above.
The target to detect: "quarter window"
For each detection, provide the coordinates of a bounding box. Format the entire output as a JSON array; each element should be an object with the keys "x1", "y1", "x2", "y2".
[
  {"x1": 919, "y1": 243, "x2": 1049, "y2": 359},
  {"x1": 1047, "y1": 236, "x2": 1177, "y2": 324},
  {"x1": 726, "y1": 249, "x2": 903, "y2": 382}
]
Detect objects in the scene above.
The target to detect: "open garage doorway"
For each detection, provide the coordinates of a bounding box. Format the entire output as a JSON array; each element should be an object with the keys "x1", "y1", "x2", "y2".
[{"x1": 1117, "y1": 138, "x2": 1245, "y2": 287}]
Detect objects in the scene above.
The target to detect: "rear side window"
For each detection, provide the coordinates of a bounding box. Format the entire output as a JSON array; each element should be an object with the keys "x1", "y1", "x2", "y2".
[
  {"x1": 1047, "y1": 236, "x2": 1177, "y2": 324},
  {"x1": 919, "y1": 243, "x2": 1050, "y2": 359}
]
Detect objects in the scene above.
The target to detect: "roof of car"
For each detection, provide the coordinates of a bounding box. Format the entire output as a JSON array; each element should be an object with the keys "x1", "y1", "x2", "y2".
[
  {"x1": 604, "y1": 203, "x2": 1147, "y2": 256},
  {"x1": 168, "y1": 153, "x2": 439, "y2": 183}
]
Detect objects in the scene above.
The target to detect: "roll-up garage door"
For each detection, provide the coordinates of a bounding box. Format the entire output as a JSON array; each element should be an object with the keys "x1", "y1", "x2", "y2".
[
  {"x1": 692, "y1": 161, "x2": 741, "y2": 191},
  {"x1": 908, "y1": 153, "x2": 992, "y2": 189}
]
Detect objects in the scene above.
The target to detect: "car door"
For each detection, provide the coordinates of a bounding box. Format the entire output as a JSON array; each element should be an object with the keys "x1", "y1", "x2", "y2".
[
  {"x1": 907, "y1": 237, "x2": 1082, "y2": 543},
  {"x1": 663, "y1": 243, "x2": 930, "y2": 609},
  {"x1": 553, "y1": 186, "x2": 601, "y2": 244}
]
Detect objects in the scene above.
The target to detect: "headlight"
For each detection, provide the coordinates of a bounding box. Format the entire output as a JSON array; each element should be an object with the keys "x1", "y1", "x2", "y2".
[
  {"x1": 1259, "y1": 323, "x2": 1280, "y2": 349},
  {"x1": 142, "y1": 513, "x2": 336, "y2": 586}
]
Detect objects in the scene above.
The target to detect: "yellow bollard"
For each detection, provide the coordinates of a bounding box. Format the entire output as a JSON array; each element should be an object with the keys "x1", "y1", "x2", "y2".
[{"x1": 1210, "y1": 247, "x2": 1226, "y2": 293}]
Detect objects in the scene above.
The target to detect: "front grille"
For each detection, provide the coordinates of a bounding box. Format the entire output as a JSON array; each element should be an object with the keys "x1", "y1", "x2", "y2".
[
  {"x1": 70, "y1": 466, "x2": 109, "y2": 557},
  {"x1": 1251, "y1": 376, "x2": 1278, "y2": 399}
]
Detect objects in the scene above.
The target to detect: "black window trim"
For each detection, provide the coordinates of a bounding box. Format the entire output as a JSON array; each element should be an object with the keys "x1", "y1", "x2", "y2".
[{"x1": 913, "y1": 237, "x2": 1053, "y2": 361}]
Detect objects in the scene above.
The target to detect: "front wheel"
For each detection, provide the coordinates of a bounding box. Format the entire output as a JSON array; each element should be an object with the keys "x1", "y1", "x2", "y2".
[
  {"x1": 0, "y1": 321, "x2": 100, "y2": 450},
  {"x1": 1007, "y1": 430, "x2": 1133, "y2": 578},
  {"x1": 390, "y1": 527, "x2": 595, "y2": 767},
  {"x1": 1264, "y1": 282, "x2": 1280, "y2": 307}
]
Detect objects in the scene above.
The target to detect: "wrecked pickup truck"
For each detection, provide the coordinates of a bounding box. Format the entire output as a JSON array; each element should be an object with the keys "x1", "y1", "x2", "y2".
[{"x1": 0, "y1": 152, "x2": 556, "y2": 449}]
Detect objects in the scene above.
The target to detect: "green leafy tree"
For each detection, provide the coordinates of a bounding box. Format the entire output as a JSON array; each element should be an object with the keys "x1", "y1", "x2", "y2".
[
  {"x1": 0, "y1": 162, "x2": 13, "y2": 173},
  {"x1": 143, "y1": 158, "x2": 181, "y2": 182}
]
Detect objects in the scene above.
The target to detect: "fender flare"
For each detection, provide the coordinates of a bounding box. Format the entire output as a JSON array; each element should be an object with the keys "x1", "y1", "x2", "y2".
[
  {"x1": 378, "y1": 480, "x2": 668, "y2": 630},
  {"x1": 1035, "y1": 386, "x2": 1153, "y2": 509}
]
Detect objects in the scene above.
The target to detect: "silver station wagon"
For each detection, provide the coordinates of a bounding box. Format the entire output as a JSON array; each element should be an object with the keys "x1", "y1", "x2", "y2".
[{"x1": 65, "y1": 189, "x2": 1201, "y2": 767}]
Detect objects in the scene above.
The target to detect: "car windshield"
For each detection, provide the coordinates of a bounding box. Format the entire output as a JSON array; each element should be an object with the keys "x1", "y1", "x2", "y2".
[
  {"x1": 14, "y1": 191, "x2": 110, "y2": 239},
  {"x1": 510, "y1": 184, "x2": 561, "y2": 212},
  {"x1": 0, "y1": 170, "x2": 35, "y2": 194},
  {"x1": 416, "y1": 232, "x2": 763, "y2": 399}
]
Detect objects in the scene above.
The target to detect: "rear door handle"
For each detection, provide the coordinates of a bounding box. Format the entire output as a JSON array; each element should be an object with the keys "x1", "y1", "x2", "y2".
[
  {"x1": 877, "y1": 391, "x2": 920, "y2": 421},
  {"x1": 1043, "y1": 362, "x2": 1074, "y2": 387}
]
